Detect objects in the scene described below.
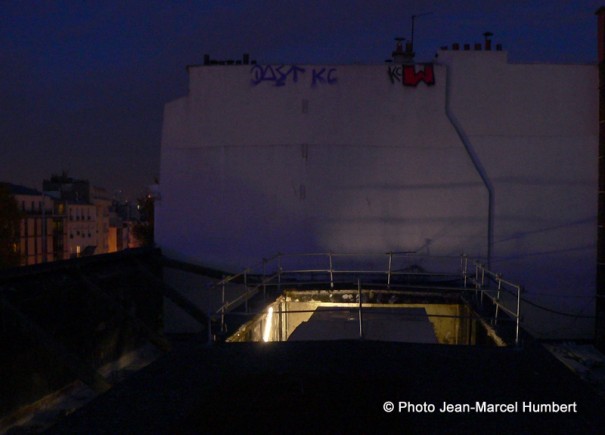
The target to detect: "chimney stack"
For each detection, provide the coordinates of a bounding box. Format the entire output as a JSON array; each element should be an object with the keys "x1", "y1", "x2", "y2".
[
  {"x1": 392, "y1": 37, "x2": 406, "y2": 64},
  {"x1": 483, "y1": 32, "x2": 493, "y2": 50}
]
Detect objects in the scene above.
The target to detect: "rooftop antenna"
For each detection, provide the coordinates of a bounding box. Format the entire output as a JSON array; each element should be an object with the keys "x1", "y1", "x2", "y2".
[{"x1": 410, "y1": 12, "x2": 433, "y2": 54}]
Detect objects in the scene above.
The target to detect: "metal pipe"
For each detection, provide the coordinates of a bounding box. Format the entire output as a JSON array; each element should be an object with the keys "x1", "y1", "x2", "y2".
[
  {"x1": 494, "y1": 275, "x2": 502, "y2": 325},
  {"x1": 387, "y1": 251, "x2": 393, "y2": 288},
  {"x1": 516, "y1": 285, "x2": 522, "y2": 346},
  {"x1": 262, "y1": 259, "x2": 267, "y2": 300},
  {"x1": 277, "y1": 254, "x2": 282, "y2": 294},
  {"x1": 462, "y1": 254, "x2": 468, "y2": 288},
  {"x1": 358, "y1": 279, "x2": 364, "y2": 339},
  {"x1": 221, "y1": 279, "x2": 226, "y2": 332},
  {"x1": 328, "y1": 252, "x2": 334, "y2": 289},
  {"x1": 480, "y1": 265, "x2": 485, "y2": 304},
  {"x1": 244, "y1": 271, "x2": 248, "y2": 313},
  {"x1": 443, "y1": 63, "x2": 494, "y2": 268},
  {"x1": 207, "y1": 287, "x2": 212, "y2": 345}
]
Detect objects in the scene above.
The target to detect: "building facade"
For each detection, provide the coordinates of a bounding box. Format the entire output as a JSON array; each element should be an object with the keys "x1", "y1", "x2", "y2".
[
  {"x1": 156, "y1": 42, "x2": 597, "y2": 339},
  {"x1": 43, "y1": 174, "x2": 117, "y2": 258},
  {"x1": 2, "y1": 183, "x2": 67, "y2": 265}
]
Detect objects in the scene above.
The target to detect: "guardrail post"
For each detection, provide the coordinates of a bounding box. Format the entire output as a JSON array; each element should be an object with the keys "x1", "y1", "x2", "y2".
[
  {"x1": 494, "y1": 274, "x2": 502, "y2": 326},
  {"x1": 207, "y1": 286, "x2": 213, "y2": 345},
  {"x1": 474, "y1": 262, "x2": 479, "y2": 298},
  {"x1": 480, "y1": 264, "x2": 485, "y2": 304},
  {"x1": 387, "y1": 252, "x2": 393, "y2": 289},
  {"x1": 278, "y1": 299, "x2": 283, "y2": 342},
  {"x1": 358, "y1": 279, "x2": 364, "y2": 339},
  {"x1": 329, "y1": 252, "x2": 334, "y2": 289},
  {"x1": 262, "y1": 258, "x2": 267, "y2": 300},
  {"x1": 244, "y1": 270, "x2": 248, "y2": 313},
  {"x1": 515, "y1": 285, "x2": 522, "y2": 346},
  {"x1": 277, "y1": 254, "x2": 282, "y2": 294},
  {"x1": 461, "y1": 254, "x2": 468, "y2": 288},
  {"x1": 221, "y1": 278, "x2": 226, "y2": 332}
]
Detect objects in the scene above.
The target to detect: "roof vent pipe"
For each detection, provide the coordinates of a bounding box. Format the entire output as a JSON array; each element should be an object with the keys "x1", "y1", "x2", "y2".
[
  {"x1": 483, "y1": 32, "x2": 493, "y2": 50},
  {"x1": 392, "y1": 37, "x2": 406, "y2": 64}
]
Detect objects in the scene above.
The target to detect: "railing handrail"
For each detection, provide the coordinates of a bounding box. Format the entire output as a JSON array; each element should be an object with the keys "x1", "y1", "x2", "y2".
[
  {"x1": 471, "y1": 261, "x2": 522, "y2": 346},
  {"x1": 207, "y1": 251, "x2": 523, "y2": 346}
]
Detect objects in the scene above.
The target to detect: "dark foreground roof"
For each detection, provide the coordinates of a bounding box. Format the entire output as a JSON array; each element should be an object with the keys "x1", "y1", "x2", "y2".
[
  {"x1": 0, "y1": 182, "x2": 41, "y2": 196},
  {"x1": 47, "y1": 339, "x2": 605, "y2": 434}
]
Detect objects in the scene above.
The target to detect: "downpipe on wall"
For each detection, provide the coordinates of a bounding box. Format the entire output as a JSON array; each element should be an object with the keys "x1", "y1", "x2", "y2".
[{"x1": 442, "y1": 63, "x2": 494, "y2": 269}]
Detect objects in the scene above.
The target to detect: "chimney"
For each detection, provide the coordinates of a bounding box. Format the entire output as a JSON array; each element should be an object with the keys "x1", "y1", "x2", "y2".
[
  {"x1": 483, "y1": 32, "x2": 493, "y2": 50},
  {"x1": 391, "y1": 37, "x2": 405, "y2": 64},
  {"x1": 452, "y1": 43, "x2": 460, "y2": 51}
]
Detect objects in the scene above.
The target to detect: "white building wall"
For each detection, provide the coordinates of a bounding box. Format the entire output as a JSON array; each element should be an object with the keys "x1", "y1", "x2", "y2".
[
  {"x1": 439, "y1": 50, "x2": 598, "y2": 338},
  {"x1": 157, "y1": 52, "x2": 597, "y2": 339}
]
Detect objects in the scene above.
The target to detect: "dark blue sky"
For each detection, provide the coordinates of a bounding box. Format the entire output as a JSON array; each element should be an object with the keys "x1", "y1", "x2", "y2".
[{"x1": 1, "y1": 0, "x2": 602, "y2": 199}]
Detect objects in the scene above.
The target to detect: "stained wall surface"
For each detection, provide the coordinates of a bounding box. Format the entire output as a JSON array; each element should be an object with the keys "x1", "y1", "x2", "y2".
[{"x1": 157, "y1": 50, "x2": 597, "y2": 338}]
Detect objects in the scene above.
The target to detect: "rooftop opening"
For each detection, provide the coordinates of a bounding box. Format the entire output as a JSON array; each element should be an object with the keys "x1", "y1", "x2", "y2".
[{"x1": 204, "y1": 252, "x2": 522, "y2": 347}]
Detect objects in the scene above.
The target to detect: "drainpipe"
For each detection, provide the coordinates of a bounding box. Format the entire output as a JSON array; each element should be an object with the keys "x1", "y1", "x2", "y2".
[{"x1": 443, "y1": 63, "x2": 494, "y2": 269}]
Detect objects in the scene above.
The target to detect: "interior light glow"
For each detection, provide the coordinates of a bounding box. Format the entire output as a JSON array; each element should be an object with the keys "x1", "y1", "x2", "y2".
[{"x1": 262, "y1": 306, "x2": 273, "y2": 342}]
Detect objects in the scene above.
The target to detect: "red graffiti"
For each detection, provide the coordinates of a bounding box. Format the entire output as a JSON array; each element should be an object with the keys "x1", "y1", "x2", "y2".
[
  {"x1": 388, "y1": 64, "x2": 435, "y2": 87},
  {"x1": 403, "y1": 64, "x2": 435, "y2": 86}
]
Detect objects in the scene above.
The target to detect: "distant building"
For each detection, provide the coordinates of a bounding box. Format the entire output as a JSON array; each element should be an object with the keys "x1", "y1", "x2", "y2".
[
  {"x1": 157, "y1": 36, "x2": 597, "y2": 340},
  {"x1": 107, "y1": 219, "x2": 127, "y2": 252},
  {"x1": 65, "y1": 202, "x2": 97, "y2": 257},
  {"x1": 1, "y1": 182, "x2": 67, "y2": 264},
  {"x1": 92, "y1": 186, "x2": 111, "y2": 254},
  {"x1": 43, "y1": 174, "x2": 114, "y2": 258}
]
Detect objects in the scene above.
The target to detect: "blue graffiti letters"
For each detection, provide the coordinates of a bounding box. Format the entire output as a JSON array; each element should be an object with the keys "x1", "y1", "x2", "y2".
[
  {"x1": 251, "y1": 65, "x2": 337, "y2": 87},
  {"x1": 311, "y1": 68, "x2": 338, "y2": 86},
  {"x1": 251, "y1": 65, "x2": 306, "y2": 86}
]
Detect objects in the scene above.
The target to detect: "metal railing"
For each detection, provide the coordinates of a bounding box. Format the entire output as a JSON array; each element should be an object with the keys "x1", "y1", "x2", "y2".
[
  {"x1": 206, "y1": 252, "x2": 523, "y2": 346},
  {"x1": 470, "y1": 261, "x2": 523, "y2": 346},
  {"x1": 270, "y1": 251, "x2": 466, "y2": 289}
]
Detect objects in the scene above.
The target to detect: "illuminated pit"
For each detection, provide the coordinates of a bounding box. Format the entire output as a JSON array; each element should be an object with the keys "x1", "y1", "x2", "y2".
[{"x1": 227, "y1": 290, "x2": 505, "y2": 346}]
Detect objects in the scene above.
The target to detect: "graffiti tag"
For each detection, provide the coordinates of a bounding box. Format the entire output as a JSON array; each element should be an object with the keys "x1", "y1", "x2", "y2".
[
  {"x1": 251, "y1": 65, "x2": 337, "y2": 87},
  {"x1": 311, "y1": 68, "x2": 338, "y2": 86},
  {"x1": 388, "y1": 64, "x2": 435, "y2": 87}
]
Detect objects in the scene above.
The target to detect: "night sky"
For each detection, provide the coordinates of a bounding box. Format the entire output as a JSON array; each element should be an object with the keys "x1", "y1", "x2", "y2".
[{"x1": 1, "y1": 0, "x2": 602, "y2": 200}]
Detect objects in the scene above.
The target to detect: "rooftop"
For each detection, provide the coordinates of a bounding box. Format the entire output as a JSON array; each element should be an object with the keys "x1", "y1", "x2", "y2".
[
  {"x1": 0, "y1": 182, "x2": 41, "y2": 197},
  {"x1": 46, "y1": 339, "x2": 605, "y2": 434}
]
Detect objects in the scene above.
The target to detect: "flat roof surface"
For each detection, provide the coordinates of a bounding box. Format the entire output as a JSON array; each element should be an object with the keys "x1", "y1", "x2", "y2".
[
  {"x1": 288, "y1": 307, "x2": 438, "y2": 343},
  {"x1": 4, "y1": 250, "x2": 599, "y2": 432},
  {"x1": 45, "y1": 339, "x2": 605, "y2": 434}
]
